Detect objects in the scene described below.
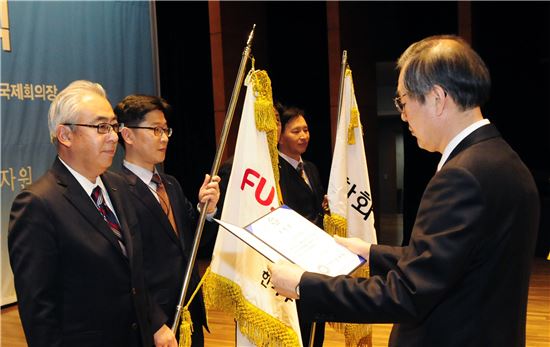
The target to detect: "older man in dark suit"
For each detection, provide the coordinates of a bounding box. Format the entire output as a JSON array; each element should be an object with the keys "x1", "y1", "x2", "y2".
[
  {"x1": 114, "y1": 94, "x2": 220, "y2": 347},
  {"x1": 8, "y1": 80, "x2": 171, "y2": 347},
  {"x1": 269, "y1": 35, "x2": 540, "y2": 347}
]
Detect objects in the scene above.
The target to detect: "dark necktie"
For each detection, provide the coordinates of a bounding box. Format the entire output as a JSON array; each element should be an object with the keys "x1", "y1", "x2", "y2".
[
  {"x1": 297, "y1": 162, "x2": 311, "y2": 188},
  {"x1": 91, "y1": 186, "x2": 127, "y2": 257},
  {"x1": 151, "y1": 173, "x2": 178, "y2": 234}
]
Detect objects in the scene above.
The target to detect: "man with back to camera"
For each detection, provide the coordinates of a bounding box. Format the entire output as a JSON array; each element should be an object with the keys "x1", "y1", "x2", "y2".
[
  {"x1": 114, "y1": 94, "x2": 220, "y2": 347},
  {"x1": 269, "y1": 35, "x2": 540, "y2": 347},
  {"x1": 8, "y1": 80, "x2": 171, "y2": 347}
]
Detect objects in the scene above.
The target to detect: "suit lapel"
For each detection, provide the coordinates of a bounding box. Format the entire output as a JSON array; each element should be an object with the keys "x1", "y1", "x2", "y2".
[
  {"x1": 52, "y1": 159, "x2": 129, "y2": 261},
  {"x1": 102, "y1": 173, "x2": 134, "y2": 262},
  {"x1": 303, "y1": 161, "x2": 320, "y2": 195},
  {"x1": 279, "y1": 156, "x2": 314, "y2": 194},
  {"x1": 122, "y1": 167, "x2": 181, "y2": 247},
  {"x1": 161, "y1": 174, "x2": 185, "y2": 243}
]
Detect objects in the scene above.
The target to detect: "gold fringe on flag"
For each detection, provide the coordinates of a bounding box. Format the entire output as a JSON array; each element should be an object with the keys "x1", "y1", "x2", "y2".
[
  {"x1": 323, "y1": 212, "x2": 373, "y2": 347},
  {"x1": 347, "y1": 106, "x2": 360, "y2": 145},
  {"x1": 250, "y1": 69, "x2": 283, "y2": 204},
  {"x1": 203, "y1": 267, "x2": 301, "y2": 347},
  {"x1": 203, "y1": 69, "x2": 293, "y2": 346},
  {"x1": 323, "y1": 213, "x2": 347, "y2": 237},
  {"x1": 329, "y1": 322, "x2": 372, "y2": 347},
  {"x1": 328, "y1": 263, "x2": 372, "y2": 347}
]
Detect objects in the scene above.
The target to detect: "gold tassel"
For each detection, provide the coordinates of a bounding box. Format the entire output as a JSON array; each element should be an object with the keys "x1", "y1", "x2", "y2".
[
  {"x1": 177, "y1": 265, "x2": 210, "y2": 347},
  {"x1": 203, "y1": 267, "x2": 300, "y2": 347},
  {"x1": 178, "y1": 308, "x2": 193, "y2": 347}
]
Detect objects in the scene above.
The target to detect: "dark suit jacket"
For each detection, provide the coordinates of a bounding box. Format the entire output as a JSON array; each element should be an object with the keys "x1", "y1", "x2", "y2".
[
  {"x1": 8, "y1": 158, "x2": 162, "y2": 347},
  {"x1": 121, "y1": 167, "x2": 208, "y2": 335},
  {"x1": 299, "y1": 125, "x2": 540, "y2": 347},
  {"x1": 278, "y1": 156, "x2": 325, "y2": 228}
]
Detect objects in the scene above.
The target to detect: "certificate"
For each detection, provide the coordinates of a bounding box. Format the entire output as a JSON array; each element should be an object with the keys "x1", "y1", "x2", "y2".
[{"x1": 214, "y1": 205, "x2": 365, "y2": 276}]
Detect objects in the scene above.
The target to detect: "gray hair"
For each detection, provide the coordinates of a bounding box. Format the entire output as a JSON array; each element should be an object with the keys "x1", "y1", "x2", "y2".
[
  {"x1": 397, "y1": 35, "x2": 490, "y2": 111},
  {"x1": 48, "y1": 80, "x2": 107, "y2": 142}
]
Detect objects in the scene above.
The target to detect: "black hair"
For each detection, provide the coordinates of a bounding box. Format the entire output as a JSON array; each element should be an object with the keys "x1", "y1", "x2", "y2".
[{"x1": 114, "y1": 94, "x2": 172, "y2": 147}]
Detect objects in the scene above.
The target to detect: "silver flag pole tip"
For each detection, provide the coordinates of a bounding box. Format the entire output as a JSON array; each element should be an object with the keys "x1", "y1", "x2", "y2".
[{"x1": 247, "y1": 24, "x2": 256, "y2": 46}]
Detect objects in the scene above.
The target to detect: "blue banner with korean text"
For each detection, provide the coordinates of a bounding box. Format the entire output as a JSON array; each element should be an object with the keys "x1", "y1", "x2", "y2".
[{"x1": 0, "y1": 1, "x2": 158, "y2": 305}]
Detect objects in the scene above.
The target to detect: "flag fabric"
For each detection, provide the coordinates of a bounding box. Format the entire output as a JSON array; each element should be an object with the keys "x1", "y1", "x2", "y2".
[
  {"x1": 325, "y1": 67, "x2": 377, "y2": 243},
  {"x1": 204, "y1": 69, "x2": 302, "y2": 347},
  {"x1": 324, "y1": 67, "x2": 376, "y2": 347}
]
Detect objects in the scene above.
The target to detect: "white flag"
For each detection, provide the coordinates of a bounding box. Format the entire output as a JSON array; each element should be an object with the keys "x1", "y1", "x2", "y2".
[
  {"x1": 325, "y1": 67, "x2": 377, "y2": 244},
  {"x1": 323, "y1": 66, "x2": 376, "y2": 347},
  {"x1": 205, "y1": 70, "x2": 302, "y2": 347}
]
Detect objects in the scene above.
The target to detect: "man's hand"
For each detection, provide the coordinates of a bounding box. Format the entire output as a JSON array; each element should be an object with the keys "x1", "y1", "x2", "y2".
[
  {"x1": 198, "y1": 174, "x2": 221, "y2": 214},
  {"x1": 322, "y1": 194, "x2": 330, "y2": 213},
  {"x1": 334, "y1": 235, "x2": 371, "y2": 260},
  {"x1": 153, "y1": 324, "x2": 177, "y2": 347},
  {"x1": 267, "y1": 262, "x2": 306, "y2": 300}
]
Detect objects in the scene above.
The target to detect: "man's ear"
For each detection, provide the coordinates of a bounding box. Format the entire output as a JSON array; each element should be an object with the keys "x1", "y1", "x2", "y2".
[
  {"x1": 432, "y1": 85, "x2": 447, "y2": 115},
  {"x1": 56, "y1": 124, "x2": 72, "y2": 147},
  {"x1": 120, "y1": 127, "x2": 134, "y2": 145}
]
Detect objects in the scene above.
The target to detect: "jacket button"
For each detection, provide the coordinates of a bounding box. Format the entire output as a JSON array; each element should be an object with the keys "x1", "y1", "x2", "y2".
[
  {"x1": 131, "y1": 322, "x2": 138, "y2": 330},
  {"x1": 131, "y1": 288, "x2": 137, "y2": 295}
]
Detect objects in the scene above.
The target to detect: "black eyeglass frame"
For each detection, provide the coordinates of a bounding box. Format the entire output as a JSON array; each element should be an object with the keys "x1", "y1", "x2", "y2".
[
  {"x1": 124, "y1": 125, "x2": 173, "y2": 138},
  {"x1": 393, "y1": 93, "x2": 407, "y2": 114},
  {"x1": 62, "y1": 122, "x2": 123, "y2": 134}
]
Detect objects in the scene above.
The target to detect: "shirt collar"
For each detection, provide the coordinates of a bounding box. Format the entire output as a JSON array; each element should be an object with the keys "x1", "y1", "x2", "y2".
[
  {"x1": 123, "y1": 160, "x2": 156, "y2": 186},
  {"x1": 437, "y1": 118, "x2": 491, "y2": 171},
  {"x1": 58, "y1": 156, "x2": 106, "y2": 197},
  {"x1": 279, "y1": 151, "x2": 302, "y2": 170}
]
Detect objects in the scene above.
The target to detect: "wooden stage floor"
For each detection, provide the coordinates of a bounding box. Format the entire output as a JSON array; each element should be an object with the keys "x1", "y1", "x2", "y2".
[{"x1": 2, "y1": 257, "x2": 548, "y2": 346}]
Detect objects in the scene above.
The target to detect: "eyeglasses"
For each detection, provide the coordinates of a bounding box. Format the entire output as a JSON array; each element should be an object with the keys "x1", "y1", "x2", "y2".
[
  {"x1": 63, "y1": 122, "x2": 123, "y2": 134},
  {"x1": 393, "y1": 93, "x2": 407, "y2": 113},
  {"x1": 125, "y1": 126, "x2": 173, "y2": 138}
]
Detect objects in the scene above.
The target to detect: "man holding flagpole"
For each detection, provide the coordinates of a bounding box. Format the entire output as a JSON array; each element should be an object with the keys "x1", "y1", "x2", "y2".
[{"x1": 114, "y1": 94, "x2": 220, "y2": 347}]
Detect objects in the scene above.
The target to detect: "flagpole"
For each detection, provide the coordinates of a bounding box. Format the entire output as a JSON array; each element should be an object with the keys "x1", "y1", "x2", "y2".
[
  {"x1": 308, "y1": 322, "x2": 317, "y2": 347},
  {"x1": 171, "y1": 24, "x2": 256, "y2": 333},
  {"x1": 336, "y1": 50, "x2": 348, "y2": 125},
  {"x1": 309, "y1": 50, "x2": 348, "y2": 347}
]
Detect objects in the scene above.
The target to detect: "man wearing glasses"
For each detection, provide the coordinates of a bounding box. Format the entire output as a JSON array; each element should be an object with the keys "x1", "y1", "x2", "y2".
[
  {"x1": 269, "y1": 35, "x2": 540, "y2": 347},
  {"x1": 8, "y1": 80, "x2": 167, "y2": 347},
  {"x1": 115, "y1": 94, "x2": 220, "y2": 347}
]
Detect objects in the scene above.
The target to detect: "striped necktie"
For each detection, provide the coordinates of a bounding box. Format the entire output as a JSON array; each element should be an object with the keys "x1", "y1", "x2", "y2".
[
  {"x1": 151, "y1": 173, "x2": 178, "y2": 234},
  {"x1": 297, "y1": 162, "x2": 311, "y2": 189},
  {"x1": 91, "y1": 186, "x2": 127, "y2": 257}
]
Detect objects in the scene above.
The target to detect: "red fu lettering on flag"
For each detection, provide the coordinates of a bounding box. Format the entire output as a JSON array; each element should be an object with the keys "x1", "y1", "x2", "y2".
[{"x1": 240, "y1": 168, "x2": 275, "y2": 207}]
